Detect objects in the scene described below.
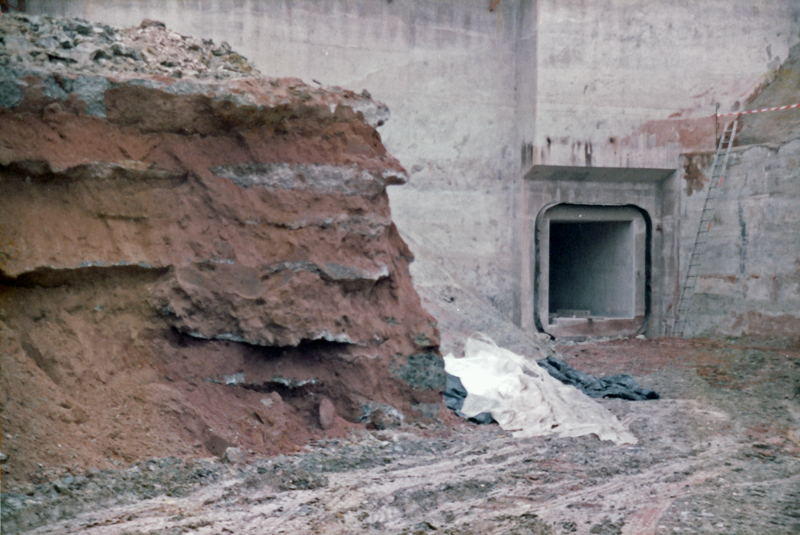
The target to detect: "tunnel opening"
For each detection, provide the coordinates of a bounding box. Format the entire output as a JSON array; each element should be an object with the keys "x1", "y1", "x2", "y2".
[
  {"x1": 548, "y1": 220, "x2": 635, "y2": 319},
  {"x1": 537, "y1": 204, "x2": 647, "y2": 338}
]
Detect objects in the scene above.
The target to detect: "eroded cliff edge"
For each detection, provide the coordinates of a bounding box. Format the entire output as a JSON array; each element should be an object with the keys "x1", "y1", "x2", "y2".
[{"x1": 0, "y1": 14, "x2": 442, "y2": 487}]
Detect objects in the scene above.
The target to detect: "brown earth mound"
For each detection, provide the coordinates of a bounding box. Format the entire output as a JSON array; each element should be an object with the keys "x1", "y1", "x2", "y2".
[{"x1": 0, "y1": 14, "x2": 442, "y2": 489}]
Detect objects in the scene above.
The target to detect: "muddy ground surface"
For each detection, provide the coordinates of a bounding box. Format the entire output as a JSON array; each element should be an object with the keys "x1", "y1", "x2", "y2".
[{"x1": 3, "y1": 336, "x2": 800, "y2": 535}]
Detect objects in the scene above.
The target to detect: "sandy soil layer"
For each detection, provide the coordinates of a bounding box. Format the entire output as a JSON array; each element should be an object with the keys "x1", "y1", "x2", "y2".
[{"x1": 3, "y1": 336, "x2": 799, "y2": 534}]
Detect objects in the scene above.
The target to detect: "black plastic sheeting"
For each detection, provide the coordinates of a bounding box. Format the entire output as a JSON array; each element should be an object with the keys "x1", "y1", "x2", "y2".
[
  {"x1": 536, "y1": 356, "x2": 660, "y2": 401},
  {"x1": 445, "y1": 355, "x2": 658, "y2": 423},
  {"x1": 443, "y1": 373, "x2": 495, "y2": 424}
]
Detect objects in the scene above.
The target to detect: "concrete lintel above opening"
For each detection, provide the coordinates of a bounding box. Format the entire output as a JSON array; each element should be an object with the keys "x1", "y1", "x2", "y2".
[{"x1": 525, "y1": 165, "x2": 674, "y2": 184}]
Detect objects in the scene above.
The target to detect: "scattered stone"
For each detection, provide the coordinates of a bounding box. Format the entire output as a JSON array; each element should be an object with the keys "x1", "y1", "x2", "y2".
[
  {"x1": 274, "y1": 467, "x2": 328, "y2": 491},
  {"x1": 139, "y1": 19, "x2": 165, "y2": 30},
  {"x1": 319, "y1": 397, "x2": 336, "y2": 430},
  {"x1": 589, "y1": 517, "x2": 624, "y2": 535},
  {"x1": 223, "y1": 447, "x2": 246, "y2": 464},
  {"x1": 360, "y1": 401, "x2": 405, "y2": 430},
  {"x1": 0, "y1": 12, "x2": 256, "y2": 79},
  {"x1": 204, "y1": 433, "x2": 235, "y2": 458},
  {"x1": 0, "y1": 452, "x2": 7, "y2": 463}
]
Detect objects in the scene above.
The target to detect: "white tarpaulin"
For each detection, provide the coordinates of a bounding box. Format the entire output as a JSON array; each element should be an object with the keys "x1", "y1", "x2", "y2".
[{"x1": 444, "y1": 335, "x2": 637, "y2": 445}]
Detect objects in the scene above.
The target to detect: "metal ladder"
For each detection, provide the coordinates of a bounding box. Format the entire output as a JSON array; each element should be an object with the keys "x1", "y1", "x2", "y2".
[{"x1": 672, "y1": 118, "x2": 738, "y2": 337}]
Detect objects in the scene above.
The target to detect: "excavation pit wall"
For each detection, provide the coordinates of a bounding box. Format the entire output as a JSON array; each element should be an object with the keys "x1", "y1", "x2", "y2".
[
  {"x1": 677, "y1": 139, "x2": 800, "y2": 340},
  {"x1": 676, "y1": 42, "x2": 800, "y2": 340},
  {"x1": 0, "y1": 49, "x2": 444, "y2": 487}
]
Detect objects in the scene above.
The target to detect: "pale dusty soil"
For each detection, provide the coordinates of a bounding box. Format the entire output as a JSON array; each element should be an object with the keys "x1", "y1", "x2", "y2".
[{"x1": 3, "y1": 336, "x2": 800, "y2": 535}]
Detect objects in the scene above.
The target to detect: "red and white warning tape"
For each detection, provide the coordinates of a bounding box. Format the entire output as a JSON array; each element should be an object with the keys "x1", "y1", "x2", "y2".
[{"x1": 717, "y1": 102, "x2": 800, "y2": 117}]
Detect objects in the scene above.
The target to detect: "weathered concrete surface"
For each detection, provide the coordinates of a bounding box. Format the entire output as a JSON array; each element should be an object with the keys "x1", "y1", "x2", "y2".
[
  {"x1": 532, "y1": 0, "x2": 800, "y2": 169},
  {"x1": 677, "y1": 42, "x2": 800, "y2": 340},
  {"x1": 521, "y1": 166, "x2": 681, "y2": 337},
  {"x1": 524, "y1": 0, "x2": 799, "y2": 338},
  {"x1": 679, "y1": 140, "x2": 800, "y2": 340}
]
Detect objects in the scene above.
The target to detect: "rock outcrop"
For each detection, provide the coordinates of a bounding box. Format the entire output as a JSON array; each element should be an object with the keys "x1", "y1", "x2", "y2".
[{"x1": 0, "y1": 14, "x2": 442, "y2": 487}]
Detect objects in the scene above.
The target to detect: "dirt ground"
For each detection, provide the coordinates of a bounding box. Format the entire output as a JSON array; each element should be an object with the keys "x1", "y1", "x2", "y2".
[{"x1": 3, "y1": 335, "x2": 800, "y2": 535}]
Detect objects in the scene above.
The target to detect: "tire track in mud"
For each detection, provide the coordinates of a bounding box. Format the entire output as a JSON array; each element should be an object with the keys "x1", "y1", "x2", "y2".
[
  {"x1": 488, "y1": 436, "x2": 736, "y2": 534},
  {"x1": 618, "y1": 468, "x2": 729, "y2": 535},
  {"x1": 24, "y1": 432, "x2": 732, "y2": 535}
]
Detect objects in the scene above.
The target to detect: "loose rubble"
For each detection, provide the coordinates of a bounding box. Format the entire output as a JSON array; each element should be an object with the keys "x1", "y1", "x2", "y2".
[{"x1": 0, "y1": 14, "x2": 256, "y2": 79}]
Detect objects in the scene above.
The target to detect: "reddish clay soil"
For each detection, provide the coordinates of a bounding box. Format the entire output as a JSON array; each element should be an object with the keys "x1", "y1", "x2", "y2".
[
  {"x1": 1, "y1": 16, "x2": 442, "y2": 496},
  {"x1": 558, "y1": 335, "x2": 800, "y2": 380}
]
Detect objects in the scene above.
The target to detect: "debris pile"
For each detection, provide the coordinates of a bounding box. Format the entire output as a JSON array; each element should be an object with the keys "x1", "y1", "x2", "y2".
[
  {"x1": 0, "y1": 13, "x2": 442, "y2": 490},
  {"x1": 0, "y1": 13, "x2": 255, "y2": 78}
]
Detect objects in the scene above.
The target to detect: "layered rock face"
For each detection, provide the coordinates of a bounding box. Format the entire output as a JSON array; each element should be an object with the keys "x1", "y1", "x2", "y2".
[{"x1": 0, "y1": 14, "x2": 441, "y2": 486}]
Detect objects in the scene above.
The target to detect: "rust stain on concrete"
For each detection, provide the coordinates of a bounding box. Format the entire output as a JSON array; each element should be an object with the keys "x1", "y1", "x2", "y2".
[
  {"x1": 680, "y1": 152, "x2": 713, "y2": 196},
  {"x1": 627, "y1": 116, "x2": 717, "y2": 151}
]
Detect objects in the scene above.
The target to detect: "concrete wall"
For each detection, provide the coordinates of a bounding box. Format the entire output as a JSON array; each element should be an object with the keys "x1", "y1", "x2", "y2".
[
  {"x1": 524, "y1": 0, "x2": 800, "y2": 339},
  {"x1": 680, "y1": 139, "x2": 800, "y2": 340},
  {"x1": 27, "y1": 0, "x2": 527, "y2": 321},
  {"x1": 530, "y1": 0, "x2": 800, "y2": 169}
]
